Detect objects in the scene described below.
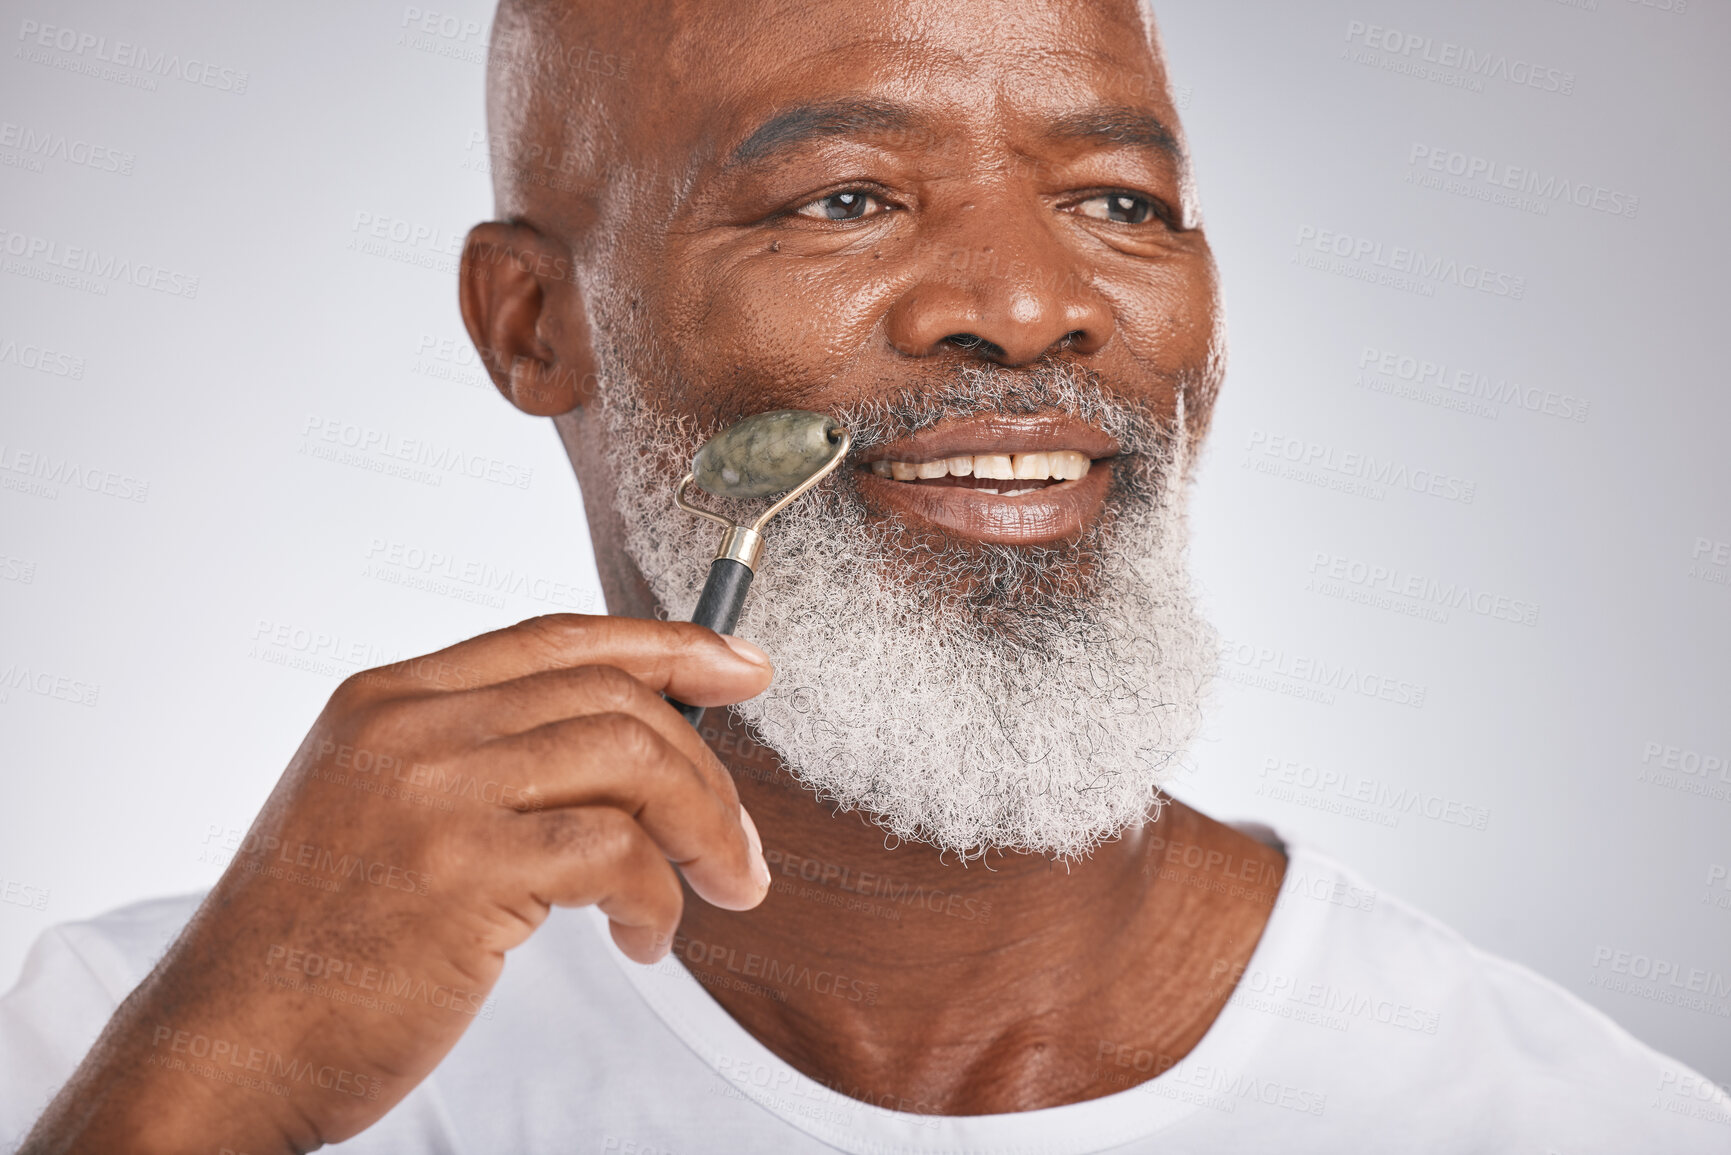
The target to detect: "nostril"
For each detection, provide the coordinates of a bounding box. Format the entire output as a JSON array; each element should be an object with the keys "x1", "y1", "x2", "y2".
[{"x1": 944, "y1": 333, "x2": 1005, "y2": 357}]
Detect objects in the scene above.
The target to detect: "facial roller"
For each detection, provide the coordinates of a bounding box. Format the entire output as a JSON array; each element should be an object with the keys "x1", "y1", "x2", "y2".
[{"x1": 666, "y1": 410, "x2": 851, "y2": 728}]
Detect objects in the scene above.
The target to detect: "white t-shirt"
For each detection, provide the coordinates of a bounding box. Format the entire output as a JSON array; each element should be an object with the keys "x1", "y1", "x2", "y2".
[{"x1": 2, "y1": 839, "x2": 1727, "y2": 1153}]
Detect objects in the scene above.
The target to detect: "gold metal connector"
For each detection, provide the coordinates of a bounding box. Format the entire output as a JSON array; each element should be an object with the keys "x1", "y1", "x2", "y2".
[{"x1": 714, "y1": 525, "x2": 765, "y2": 570}]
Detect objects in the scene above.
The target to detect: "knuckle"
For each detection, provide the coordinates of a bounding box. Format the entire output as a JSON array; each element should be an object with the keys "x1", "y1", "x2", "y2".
[
  {"x1": 666, "y1": 620, "x2": 718, "y2": 654},
  {"x1": 348, "y1": 697, "x2": 425, "y2": 759},
  {"x1": 592, "y1": 711, "x2": 665, "y2": 767},
  {"x1": 574, "y1": 664, "x2": 643, "y2": 714},
  {"x1": 517, "y1": 613, "x2": 597, "y2": 655},
  {"x1": 330, "y1": 669, "x2": 384, "y2": 713},
  {"x1": 541, "y1": 807, "x2": 637, "y2": 864}
]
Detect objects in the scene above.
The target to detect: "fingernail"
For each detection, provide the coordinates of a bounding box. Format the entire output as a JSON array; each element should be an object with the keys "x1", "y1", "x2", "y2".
[
  {"x1": 739, "y1": 806, "x2": 771, "y2": 889},
  {"x1": 720, "y1": 634, "x2": 770, "y2": 666}
]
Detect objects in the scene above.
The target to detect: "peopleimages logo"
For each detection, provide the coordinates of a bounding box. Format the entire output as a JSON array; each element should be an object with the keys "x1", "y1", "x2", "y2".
[
  {"x1": 0, "y1": 877, "x2": 50, "y2": 912},
  {"x1": 362, "y1": 537, "x2": 592, "y2": 612},
  {"x1": 349, "y1": 210, "x2": 468, "y2": 258},
  {"x1": 399, "y1": 6, "x2": 629, "y2": 80},
  {"x1": 1589, "y1": 947, "x2": 1731, "y2": 1015},
  {"x1": 248, "y1": 618, "x2": 400, "y2": 671},
  {"x1": 1306, "y1": 550, "x2": 1540, "y2": 628},
  {"x1": 1341, "y1": 20, "x2": 1575, "y2": 95},
  {"x1": 1407, "y1": 144, "x2": 1639, "y2": 220},
  {"x1": 1257, "y1": 758, "x2": 1492, "y2": 832},
  {"x1": 1243, "y1": 428, "x2": 1478, "y2": 505},
  {"x1": 0, "y1": 660, "x2": 100, "y2": 708},
  {"x1": 0, "y1": 335, "x2": 85, "y2": 380},
  {"x1": 1293, "y1": 226, "x2": 1526, "y2": 301},
  {"x1": 1636, "y1": 739, "x2": 1731, "y2": 805},
  {"x1": 1688, "y1": 537, "x2": 1729, "y2": 589},
  {"x1": 300, "y1": 415, "x2": 535, "y2": 491},
  {"x1": 0, "y1": 225, "x2": 200, "y2": 299},
  {"x1": 0, "y1": 120, "x2": 134, "y2": 175},
  {"x1": 1219, "y1": 638, "x2": 1428, "y2": 710},
  {"x1": 1143, "y1": 1057, "x2": 1329, "y2": 1117},
  {"x1": 0, "y1": 442, "x2": 150, "y2": 503},
  {"x1": 1355, "y1": 345, "x2": 1590, "y2": 423},
  {"x1": 14, "y1": 19, "x2": 249, "y2": 94},
  {"x1": 1207, "y1": 958, "x2": 1443, "y2": 1034}
]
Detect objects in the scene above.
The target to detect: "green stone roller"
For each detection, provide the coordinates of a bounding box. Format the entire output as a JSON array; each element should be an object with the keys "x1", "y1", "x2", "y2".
[{"x1": 668, "y1": 410, "x2": 850, "y2": 728}]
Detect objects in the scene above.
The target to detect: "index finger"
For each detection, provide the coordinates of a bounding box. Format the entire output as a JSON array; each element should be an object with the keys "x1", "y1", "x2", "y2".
[{"x1": 358, "y1": 614, "x2": 773, "y2": 703}]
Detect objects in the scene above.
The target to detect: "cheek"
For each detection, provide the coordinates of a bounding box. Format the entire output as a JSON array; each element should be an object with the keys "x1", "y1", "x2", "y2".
[
  {"x1": 1102, "y1": 256, "x2": 1220, "y2": 379},
  {"x1": 658, "y1": 250, "x2": 908, "y2": 414},
  {"x1": 645, "y1": 234, "x2": 1220, "y2": 423}
]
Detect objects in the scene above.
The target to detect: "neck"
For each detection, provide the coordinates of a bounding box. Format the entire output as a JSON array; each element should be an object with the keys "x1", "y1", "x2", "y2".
[
  {"x1": 564, "y1": 411, "x2": 1285, "y2": 1113},
  {"x1": 681, "y1": 707, "x2": 1285, "y2": 1116}
]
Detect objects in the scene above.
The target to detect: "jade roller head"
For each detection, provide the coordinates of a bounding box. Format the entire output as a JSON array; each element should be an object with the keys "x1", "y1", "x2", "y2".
[
  {"x1": 691, "y1": 409, "x2": 846, "y2": 499},
  {"x1": 668, "y1": 410, "x2": 850, "y2": 727}
]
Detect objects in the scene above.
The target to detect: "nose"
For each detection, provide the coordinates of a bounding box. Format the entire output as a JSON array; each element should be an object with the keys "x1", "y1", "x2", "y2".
[{"x1": 883, "y1": 200, "x2": 1115, "y2": 366}]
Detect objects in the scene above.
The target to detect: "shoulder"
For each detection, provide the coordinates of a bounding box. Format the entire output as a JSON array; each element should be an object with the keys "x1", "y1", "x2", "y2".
[{"x1": 1253, "y1": 844, "x2": 1731, "y2": 1148}]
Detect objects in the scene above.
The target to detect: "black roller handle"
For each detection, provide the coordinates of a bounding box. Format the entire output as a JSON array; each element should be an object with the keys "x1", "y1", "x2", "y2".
[{"x1": 669, "y1": 557, "x2": 755, "y2": 728}]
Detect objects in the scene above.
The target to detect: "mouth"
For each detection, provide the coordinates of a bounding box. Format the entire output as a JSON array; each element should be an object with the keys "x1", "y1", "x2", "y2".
[{"x1": 855, "y1": 414, "x2": 1118, "y2": 545}]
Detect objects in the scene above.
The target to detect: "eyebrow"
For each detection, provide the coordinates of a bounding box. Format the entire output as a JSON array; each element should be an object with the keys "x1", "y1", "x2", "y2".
[
  {"x1": 1044, "y1": 106, "x2": 1181, "y2": 160},
  {"x1": 723, "y1": 99, "x2": 1183, "y2": 169},
  {"x1": 728, "y1": 99, "x2": 920, "y2": 166}
]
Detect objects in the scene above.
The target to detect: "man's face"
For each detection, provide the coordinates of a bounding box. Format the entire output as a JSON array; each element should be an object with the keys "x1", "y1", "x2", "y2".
[
  {"x1": 553, "y1": 0, "x2": 1221, "y2": 858},
  {"x1": 586, "y1": 0, "x2": 1219, "y2": 506}
]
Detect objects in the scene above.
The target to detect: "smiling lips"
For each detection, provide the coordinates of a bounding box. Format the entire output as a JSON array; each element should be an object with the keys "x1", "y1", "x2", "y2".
[
  {"x1": 869, "y1": 450, "x2": 1092, "y2": 496},
  {"x1": 855, "y1": 415, "x2": 1119, "y2": 544}
]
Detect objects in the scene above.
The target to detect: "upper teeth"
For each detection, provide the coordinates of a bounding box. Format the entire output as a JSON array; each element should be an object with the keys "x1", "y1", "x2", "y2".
[{"x1": 870, "y1": 451, "x2": 1092, "y2": 483}]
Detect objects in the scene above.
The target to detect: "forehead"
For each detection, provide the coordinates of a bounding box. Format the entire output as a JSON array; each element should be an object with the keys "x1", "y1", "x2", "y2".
[{"x1": 657, "y1": 0, "x2": 1173, "y2": 156}]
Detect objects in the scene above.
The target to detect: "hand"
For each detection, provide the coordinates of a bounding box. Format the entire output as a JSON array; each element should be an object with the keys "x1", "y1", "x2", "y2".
[{"x1": 21, "y1": 615, "x2": 774, "y2": 1155}]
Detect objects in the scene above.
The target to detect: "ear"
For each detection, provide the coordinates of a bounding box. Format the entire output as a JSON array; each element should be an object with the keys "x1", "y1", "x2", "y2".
[{"x1": 458, "y1": 221, "x2": 597, "y2": 416}]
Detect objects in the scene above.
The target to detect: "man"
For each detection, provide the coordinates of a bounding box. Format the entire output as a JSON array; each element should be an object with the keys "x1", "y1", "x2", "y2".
[{"x1": 4, "y1": 0, "x2": 1726, "y2": 1150}]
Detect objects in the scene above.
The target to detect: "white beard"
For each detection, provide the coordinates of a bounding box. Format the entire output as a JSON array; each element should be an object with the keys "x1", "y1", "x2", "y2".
[{"x1": 597, "y1": 363, "x2": 1216, "y2": 860}]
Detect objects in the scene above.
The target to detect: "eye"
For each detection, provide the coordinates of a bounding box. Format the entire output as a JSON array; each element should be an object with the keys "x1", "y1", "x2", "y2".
[
  {"x1": 1075, "y1": 193, "x2": 1159, "y2": 225},
  {"x1": 794, "y1": 190, "x2": 889, "y2": 221}
]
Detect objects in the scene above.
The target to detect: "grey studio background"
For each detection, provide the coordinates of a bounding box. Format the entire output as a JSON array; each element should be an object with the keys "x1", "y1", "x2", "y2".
[{"x1": 1, "y1": 0, "x2": 1727, "y2": 1096}]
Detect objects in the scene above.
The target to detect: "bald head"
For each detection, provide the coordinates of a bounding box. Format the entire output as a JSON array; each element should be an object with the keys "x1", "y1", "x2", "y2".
[{"x1": 485, "y1": 0, "x2": 645, "y2": 228}]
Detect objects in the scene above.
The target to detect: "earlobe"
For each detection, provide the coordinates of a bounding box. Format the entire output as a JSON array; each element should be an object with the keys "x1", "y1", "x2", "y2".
[{"x1": 458, "y1": 221, "x2": 597, "y2": 416}]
